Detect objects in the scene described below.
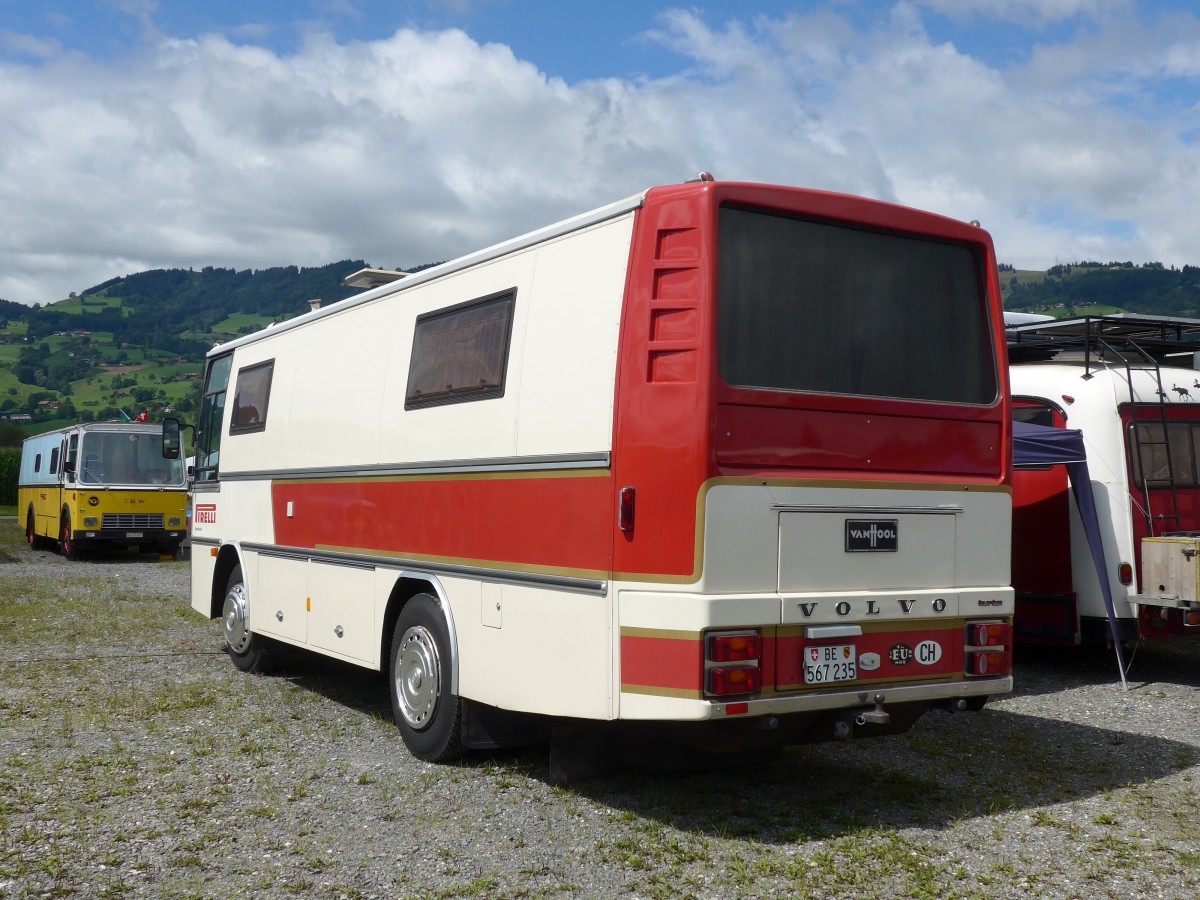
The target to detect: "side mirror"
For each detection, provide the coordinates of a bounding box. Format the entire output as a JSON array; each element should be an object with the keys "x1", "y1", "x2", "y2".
[{"x1": 162, "y1": 418, "x2": 182, "y2": 460}]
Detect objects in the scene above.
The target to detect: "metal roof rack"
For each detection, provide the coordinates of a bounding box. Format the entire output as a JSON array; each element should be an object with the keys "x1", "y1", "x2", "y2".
[{"x1": 1007, "y1": 314, "x2": 1200, "y2": 367}]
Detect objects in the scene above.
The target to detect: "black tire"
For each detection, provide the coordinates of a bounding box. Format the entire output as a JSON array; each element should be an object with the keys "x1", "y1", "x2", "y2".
[
  {"x1": 26, "y1": 509, "x2": 47, "y2": 551},
  {"x1": 965, "y1": 695, "x2": 988, "y2": 712},
  {"x1": 60, "y1": 514, "x2": 80, "y2": 561},
  {"x1": 389, "y1": 593, "x2": 465, "y2": 762},
  {"x1": 222, "y1": 565, "x2": 268, "y2": 672}
]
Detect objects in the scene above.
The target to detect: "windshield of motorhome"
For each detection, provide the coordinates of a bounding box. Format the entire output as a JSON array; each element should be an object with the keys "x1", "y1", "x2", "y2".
[
  {"x1": 716, "y1": 205, "x2": 996, "y2": 404},
  {"x1": 78, "y1": 432, "x2": 185, "y2": 486}
]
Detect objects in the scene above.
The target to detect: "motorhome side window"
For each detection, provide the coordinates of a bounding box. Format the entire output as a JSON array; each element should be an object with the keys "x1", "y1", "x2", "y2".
[
  {"x1": 1013, "y1": 406, "x2": 1056, "y2": 427},
  {"x1": 229, "y1": 360, "x2": 274, "y2": 434},
  {"x1": 49, "y1": 447, "x2": 59, "y2": 474},
  {"x1": 405, "y1": 290, "x2": 515, "y2": 410},
  {"x1": 195, "y1": 354, "x2": 233, "y2": 482}
]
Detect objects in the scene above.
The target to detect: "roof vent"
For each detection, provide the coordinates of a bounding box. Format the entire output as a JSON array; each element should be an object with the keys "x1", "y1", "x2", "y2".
[
  {"x1": 309, "y1": 299, "x2": 321, "y2": 312},
  {"x1": 685, "y1": 171, "x2": 715, "y2": 183}
]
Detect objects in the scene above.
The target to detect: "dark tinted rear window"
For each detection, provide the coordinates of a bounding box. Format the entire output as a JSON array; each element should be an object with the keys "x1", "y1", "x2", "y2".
[{"x1": 717, "y1": 205, "x2": 996, "y2": 404}]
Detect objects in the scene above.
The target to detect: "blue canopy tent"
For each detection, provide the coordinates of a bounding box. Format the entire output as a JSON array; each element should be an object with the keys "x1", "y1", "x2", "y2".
[{"x1": 1012, "y1": 420, "x2": 1129, "y2": 687}]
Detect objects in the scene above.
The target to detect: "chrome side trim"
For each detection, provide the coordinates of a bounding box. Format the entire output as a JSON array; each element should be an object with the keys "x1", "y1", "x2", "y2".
[
  {"x1": 805, "y1": 625, "x2": 863, "y2": 639},
  {"x1": 239, "y1": 542, "x2": 608, "y2": 596},
  {"x1": 217, "y1": 451, "x2": 611, "y2": 483},
  {"x1": 707, "y1": 676, "x2": 1011, "y2": 719},
  {"x1": 772, "y1": 504, "x2": 964, "y2": 515}
]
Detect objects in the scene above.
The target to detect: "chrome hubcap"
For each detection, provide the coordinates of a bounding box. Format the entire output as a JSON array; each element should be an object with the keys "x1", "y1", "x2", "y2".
[
  {"x1": 395, "y1": 626, "x2": 439, "y2": 730},
  {"x1": 222, "y1": 583, "x2": 251, "y2": 654}
]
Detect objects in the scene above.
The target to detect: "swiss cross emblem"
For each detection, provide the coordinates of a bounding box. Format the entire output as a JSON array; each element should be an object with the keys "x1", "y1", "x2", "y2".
[{"x1": 808, "y1": 648, "x2": 819, "y2": 662}]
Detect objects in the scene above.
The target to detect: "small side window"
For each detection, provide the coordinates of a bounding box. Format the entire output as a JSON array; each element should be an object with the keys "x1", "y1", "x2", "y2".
[
  {"x1": 49, "y1": 447, "x2": 60, "y2": 474},
  {"x1": 34, "y1": 453, "x2": 42, "y2": 474},
  {"x1": 229, "y1": 359, "x2": 274, "y2": 435},
  {"x1": 405, "y1": 290, "x2": 515, "y2": 410}
]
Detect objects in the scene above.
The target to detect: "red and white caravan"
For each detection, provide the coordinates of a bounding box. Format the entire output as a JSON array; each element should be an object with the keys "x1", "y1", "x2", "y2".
[
  {"x1": 173, "y1": 177, "x2": 1014, "y2": 762},
  {"x1": 1009, "y1": 315, "x2": 1200, "y2": 645}
]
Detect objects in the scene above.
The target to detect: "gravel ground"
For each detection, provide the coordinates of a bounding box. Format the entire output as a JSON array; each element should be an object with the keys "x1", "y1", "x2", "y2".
[{"x1": 2, "y1": 523, "x2": 1199, "y2": 899}]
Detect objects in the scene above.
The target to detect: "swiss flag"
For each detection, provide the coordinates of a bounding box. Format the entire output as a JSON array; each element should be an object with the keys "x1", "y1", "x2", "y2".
[{"x1": 134, "y1": 409, "x2": 149, "y2": 423}]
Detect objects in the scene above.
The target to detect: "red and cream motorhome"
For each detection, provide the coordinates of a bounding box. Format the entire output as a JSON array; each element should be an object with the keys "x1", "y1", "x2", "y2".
[
  {"x1": 175, "y1": 177, "x2": 1014, "y2": 763},
  {"x1": 1009, "y1": 315, "x2": 1200, "y2": 645}
]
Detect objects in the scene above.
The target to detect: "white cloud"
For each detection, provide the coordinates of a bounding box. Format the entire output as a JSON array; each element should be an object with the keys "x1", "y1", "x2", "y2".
[
  {"x1": 913, "y1": 0, "x2": 1136, "y2": 27},
  {"x1": 0, "y1": 3, "x2": 1198, "y2": 305}
]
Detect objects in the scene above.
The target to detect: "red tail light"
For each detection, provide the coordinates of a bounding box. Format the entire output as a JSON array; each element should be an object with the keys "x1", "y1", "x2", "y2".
[
  {"x1": 966, "y1": 649, "x2": 1011, "y2": 677},
  {"x1": 618, "y1": 486, "x2": 635, "y2": 533},
  {"x1": 1118, "y1": 563, "x2": 1133, "y2": 586},
  {"x1": 708, "y1": 632, "x2": 761, "y2": 662},
  {"x1": 708, "y1": 666, "x2": 762, "y2": 696},
  {"x1": 967, "y1": 622, "x2": 1011, "y2": 647}
]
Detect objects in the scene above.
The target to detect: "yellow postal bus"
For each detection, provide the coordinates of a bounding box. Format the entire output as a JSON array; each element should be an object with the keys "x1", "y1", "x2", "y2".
[{"x1": 19, "y1": 422, "x2": 188, "y2": 559}]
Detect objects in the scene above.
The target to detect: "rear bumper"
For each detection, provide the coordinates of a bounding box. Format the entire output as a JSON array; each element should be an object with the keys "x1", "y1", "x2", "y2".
[{"x1": 708, "y1": 675, "x2": 1011, "y2": 720}]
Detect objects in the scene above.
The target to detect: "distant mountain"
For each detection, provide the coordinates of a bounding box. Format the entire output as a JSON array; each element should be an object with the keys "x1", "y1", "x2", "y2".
[
  {"x1": 0, "y1": 260, "x2": 373, "y2": 432},
  {"x1": 26, "y1": 260, "x2": 370, "y2": 353},
  {"x1": 1001, "y1": 261, "x2": 1200, "y2": 318}
]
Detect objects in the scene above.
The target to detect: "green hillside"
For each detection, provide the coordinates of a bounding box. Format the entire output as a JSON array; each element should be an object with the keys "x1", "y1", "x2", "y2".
[
  {"x1": 0, "y1": 260, "x2": 368, "y2": 440},
  {"x1": 999, "y1": 261, "x2": 1200, "y2": 318}
]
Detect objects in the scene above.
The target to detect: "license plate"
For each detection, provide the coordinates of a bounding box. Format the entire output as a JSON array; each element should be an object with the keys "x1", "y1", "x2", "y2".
[
  {"x1": 126, "y1": 532, "x2": 143, "y2": 538},
  {"x1": 804, "y1": 644, "x2": 857, "y2": 684}
]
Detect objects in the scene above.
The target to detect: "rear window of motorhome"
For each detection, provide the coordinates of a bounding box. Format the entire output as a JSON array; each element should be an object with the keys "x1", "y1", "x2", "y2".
[
  {"x1": 716, "y1": 205, "x2": 996, "y2": 405},
  {"x1": 405, "y1": 290, "x2": 515, "y2": 410},
  {"x1": 230, "y1": 360, "x2": 274, "y2": 434},
  {"x1": 1129, "y1": 421, "x2": 1200, "y2": 487}
]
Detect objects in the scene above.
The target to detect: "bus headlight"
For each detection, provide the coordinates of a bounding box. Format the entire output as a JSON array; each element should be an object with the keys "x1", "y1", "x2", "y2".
[
  {"x1": 83, "y1": 516, "x2": 100, "y2": 528},
  {"x1": 168, "y1": 516, "x2": 183, "y2": 527}
]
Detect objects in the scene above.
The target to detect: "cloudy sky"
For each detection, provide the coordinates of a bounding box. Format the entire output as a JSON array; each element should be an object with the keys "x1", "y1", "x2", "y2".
[{"x1": 1, "y1": 0, "x2": 1198, "y2": 306}]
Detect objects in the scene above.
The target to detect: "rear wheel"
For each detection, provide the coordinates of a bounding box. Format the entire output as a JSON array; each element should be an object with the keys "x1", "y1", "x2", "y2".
[
  {"x1": 390, "y1": 594, "x2": 464, "y2": 762},
  {"x1": 26, "y1": 509, "x2": 45, "y2": 550},
  {"x1": 223, "y1": 566, "x2": 268, "y2": 672}
]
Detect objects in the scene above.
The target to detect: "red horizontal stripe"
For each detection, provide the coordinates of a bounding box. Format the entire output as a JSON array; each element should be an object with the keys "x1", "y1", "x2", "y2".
[
  {"x1": 273, "y1": 475, "x2": 614, "y2": 573},
  {"x1": 621, "y1": 634, "x2": 703, "y2": 692}
]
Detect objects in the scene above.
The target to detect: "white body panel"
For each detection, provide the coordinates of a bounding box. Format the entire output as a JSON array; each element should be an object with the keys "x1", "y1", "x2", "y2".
[{"x1": 191, "y1": 212, "x2": 636, "y2": 721}]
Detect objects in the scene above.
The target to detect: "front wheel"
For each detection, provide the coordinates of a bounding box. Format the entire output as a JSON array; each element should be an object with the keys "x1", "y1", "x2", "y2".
[
  {"x1": 389, "y1": 594, "x2": 465, "y2": 762},
  {"x1": 222, "y1": 566, "x2": 268, "y2": 672},
  {"x1": 60, "y1": 515, "x2": 80, "y2": 561}
]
